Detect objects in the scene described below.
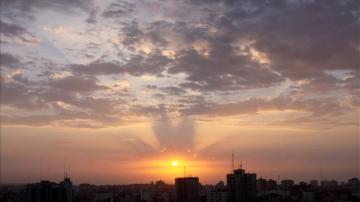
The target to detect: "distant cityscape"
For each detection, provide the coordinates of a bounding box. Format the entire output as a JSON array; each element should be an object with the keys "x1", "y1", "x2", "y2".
[{"x1": 1, "y1": 168, "x2": 359, "y2": 202}]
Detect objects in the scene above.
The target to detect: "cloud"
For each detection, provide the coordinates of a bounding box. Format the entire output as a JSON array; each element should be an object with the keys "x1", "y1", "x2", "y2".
[
  {"x1": 48, "y1": 75, "x2": 108, "y2": 92},
  {"x1": 0, "y1": 111, "x2": 123, "y2": 128},
  {"x1": 169, "y1": 48, "x2": 284, "y2": 91},
  {"x1": 167, "y1": 0, "x2": 360, "y2": 91},
  {"x1": 0, "y1": 21, "x2": 39, "y2": 45},
  {"x1": 0, "y1": 52, "x2": 20, "y2": 68},
  {"x1": 71, "y1": 52, "x2": 171, "y2": 76},
  {"x1": 1, "y1": 0, "x2": 358, "y2": 131},
  {"x1": 123, "y1": 52, "x2": 171, "y2": 76},
  {"x1": 101, "y1": 1, "x2": 135, "y2": 19},
  {"x1": 0, "y1": 21, "x2": 28, "y2": 37},
  {"x1": 0, "y1": 67, "x2": 130, "y2": 128},
  {"x1": 86, "y1": 8, "x2": 99, "y2": 24},
  {"x1": 1, "y1": 76, "x2": 32, "y2": 106},
  {"x1": 159, "y1": 86, "x2": 187, "y2": 96},
  {"x1": 183, "y1": 95, "x2": 349, "y2": 119},
  {"x1": 1, "y1": 0, "x2": 97, "y2": 31},
  {"x1": 71, "y1": 61, "x2": 122, "y2": 75},
  {"x1": 1, "y1": 0, "x2": 94, "y2": 15},
  {"x1": 219, "y1": 0, "x2": 360, "y2": 79},
  {"x1": 342, "y1": 71, "x2": 360, "y2": 92},
  {"x1": 117, "y1": 18, "x2": 285, "y2": 91}
]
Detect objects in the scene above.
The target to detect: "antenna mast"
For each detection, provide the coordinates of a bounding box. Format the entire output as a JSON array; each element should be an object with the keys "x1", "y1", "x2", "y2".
[
  {"x1": 231, "y1": 153, "x2": 234, "y2": 171},
  {"x1": 39, "y1": 160, "x2": 43, "y2": 181},
  {"x1": 320, "y1": 166, "x2": 323, "y2": 182}
]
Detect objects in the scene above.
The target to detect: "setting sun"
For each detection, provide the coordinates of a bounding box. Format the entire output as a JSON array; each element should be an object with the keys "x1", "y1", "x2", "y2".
[{"x1": 171, "y1": 160, "x2": 179, "y2": 167}]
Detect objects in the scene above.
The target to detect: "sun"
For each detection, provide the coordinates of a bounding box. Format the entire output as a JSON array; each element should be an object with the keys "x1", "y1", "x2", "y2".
[{"x1": 171, "y1": 160, "x2": 179, "y2": 167}]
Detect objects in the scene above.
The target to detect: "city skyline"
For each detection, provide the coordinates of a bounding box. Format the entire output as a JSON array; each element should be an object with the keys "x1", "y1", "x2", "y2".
[
  {"x1": 6, "y1": 169, "x2": 359, "y2": 202},
  {"x1": 1, "y1": 0, "x2": 359, "y2": 185}
]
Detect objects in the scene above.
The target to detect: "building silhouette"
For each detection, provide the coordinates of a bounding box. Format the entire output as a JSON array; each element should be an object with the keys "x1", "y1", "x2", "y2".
[
  {"x1": 280, "y1": 179, "x2": 294, "y2": 189},
  {"x1": 59, "y1": 177, "x2": 73, "y2": 202},
  {"x1": 310, "y1": 179, "x2": 318, "y2": 187},
  {"x1": 175, "y1": 177, "x2": 200, "y2": 202},
  {"x1": 26, "y1": 178, "x2": 73, "y2": 202},
  {"x1": 226, "y1": 169, "x2": 256, "y2": 202}
]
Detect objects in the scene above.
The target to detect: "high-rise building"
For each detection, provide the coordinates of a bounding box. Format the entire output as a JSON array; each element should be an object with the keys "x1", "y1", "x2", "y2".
[
  {"x1": 226, "y1": 169, "x2": 256, "y2": 202},
  {"x1": 26, "y1": 178, "x2": 74, "y2": 202},
  {"x1": 175, "y1": 177, "x2": 200, "y2": 202},
  {"x1": 27, "y1": 181, "x2": 58, "y2": 202},
  {"x1": 59, "y1": 177, "x2": 73, "y2": 202}
]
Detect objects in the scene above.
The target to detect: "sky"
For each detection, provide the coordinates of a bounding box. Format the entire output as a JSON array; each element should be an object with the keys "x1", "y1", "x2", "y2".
[{"x1": 0, "y1": 0, "x2": 359, "y2": 185}]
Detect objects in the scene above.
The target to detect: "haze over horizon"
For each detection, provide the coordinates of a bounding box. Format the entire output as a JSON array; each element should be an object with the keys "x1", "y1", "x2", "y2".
[{"x1": 0, "y1": 0, "x2": 359, "y2": 185}]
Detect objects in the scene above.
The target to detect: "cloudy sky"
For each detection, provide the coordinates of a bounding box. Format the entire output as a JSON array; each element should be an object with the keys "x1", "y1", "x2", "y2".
[{"x1": 0, "y1": 0, "x2": 359, "y2": 184}]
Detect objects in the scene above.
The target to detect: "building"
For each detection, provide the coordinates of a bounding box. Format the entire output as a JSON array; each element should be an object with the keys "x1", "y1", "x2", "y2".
[
  {"x1": 257, "y1": 178, "x2": 267, "y2": 193},
  {"x1": 280, "y1": 179, "x2": 294, "y2": 189},
  {"x1": 207, "y1": 189, "x2": 227, "y2": 202},
  {"x1": 310, "y1": 180, "x2": 318, "y2": 188},
  {"x1": 302, "y1": 191, "x2": 316, "y2": 202},
  {"x1": 345, "y1": 177, "x2": 360, "y2": 193},
  {"x1": 60, "y1": 177, "x2": 73, "y2": 202},
  {"x1": 175, "y1": 177, "x2": 200, "y2": 202},
  {"x1": 92, "y1": 193, "x2": 113, "y2": 202},
  {"x1": 26, "y1": 178, "x2": 74, "y2": 202},
  {"x1": 226, "y1": 169, "x2": 256, "y2": 202},
  {"x1": 266, "y1": 179, "x2": 277, "y2": 190},
  {"x1": 206, "y1": 181, "x2": 227, "y2": 202}
]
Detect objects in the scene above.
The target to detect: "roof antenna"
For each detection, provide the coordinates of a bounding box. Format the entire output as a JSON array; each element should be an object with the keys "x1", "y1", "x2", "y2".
[
  {"x1": 39, "y1": 160, "x2": 43, "y2": 181},
  {"x1": 320, "y1": 165, "x2": 323, "y2": 182},
  {"x1": 231, "y1": 153, "x2": 234, "y2": 171}
]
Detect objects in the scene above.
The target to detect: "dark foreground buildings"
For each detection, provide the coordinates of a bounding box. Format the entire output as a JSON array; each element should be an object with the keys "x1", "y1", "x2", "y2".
[
  {"x1": 1, "y1": 171, "x2": 359, "y2": 202},
  {"x1": 227, "y1": 169, "x2": 257, "y2": 202},
  {"x1": 174, "y1": 168, "x2": 257, "y2": 202},
  {"x1": 26, "y1": 177, "x2": 73, "y2": 202},
  {"x1": 175, "y1": 177, "x2": 200, "y2": 202}
]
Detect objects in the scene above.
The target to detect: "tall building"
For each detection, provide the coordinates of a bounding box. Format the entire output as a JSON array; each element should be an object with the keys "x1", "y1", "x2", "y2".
[
  {"x1": 27, "y1": 181, "x2": 58, "y2": 202},
  {"x1": 26, "y1": 178, "x2": 73, "y2": 202},
  {"x1": 175, "y1": 177, "x2": 200, "y2": 202},
  {"x1": 226, "y1": 169, "x2": 256, "y2": 202},
  {"x1": 59, "y1": 177, "x2": 74, "y2": 202}
]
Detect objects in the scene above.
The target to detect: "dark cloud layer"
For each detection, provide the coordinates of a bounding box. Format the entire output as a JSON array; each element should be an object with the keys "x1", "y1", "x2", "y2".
[
  {"x1": 0, "y1": 0, "x2": 93, "y2": 15},
  {"x1": 0, "y1": 0, "x2": 359, "y2": 128},
  {"x1": 0, "y1": 21, "x2": 28, "y2": 37},
  {"x1": 101, "y1": 1, "x2": 135, "y2": 19},
  {"x1": 71, "y1": 52, "x2": 171, "y2": 76},
  {"x1": 0, "y1": 21, "x2": 38, "y2": 44},
  {"x1": 185, "y1": 96, "x2": 348, "y2": 118},
  {"x1": 48, "y1": 75, "x2": 108, "y2": 92},
  {"x1": 170, "y1": 48, "x2": 284, "y2": 91},
  {"x1": 0, "y1": 53, "x2": 20, "y2": 68}
]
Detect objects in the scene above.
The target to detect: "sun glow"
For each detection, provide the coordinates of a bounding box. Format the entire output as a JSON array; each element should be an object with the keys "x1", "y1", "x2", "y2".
[{"x1": 171, "y1": 160, "x2": 179, "y2": 167}]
